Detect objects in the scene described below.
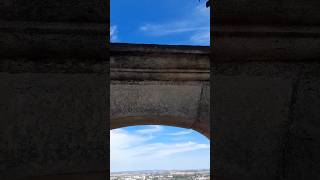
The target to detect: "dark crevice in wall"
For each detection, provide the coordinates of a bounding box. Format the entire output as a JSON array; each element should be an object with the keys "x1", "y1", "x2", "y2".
[
  {"x1": 281, "y1": 67, "x2": 301, "y2": 180},
  {"x1": 191, "y1": 84, "x2": 205, "y2": 130}
]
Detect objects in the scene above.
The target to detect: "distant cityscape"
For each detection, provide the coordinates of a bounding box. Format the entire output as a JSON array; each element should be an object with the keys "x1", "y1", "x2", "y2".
[{"x1": 110, "y1": 169, "x2": 210, "y2": 180}]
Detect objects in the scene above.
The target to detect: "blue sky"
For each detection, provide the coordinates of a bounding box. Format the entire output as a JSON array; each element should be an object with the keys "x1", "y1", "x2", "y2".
[
  {"x1": 110, "y1": 0, "x2": 210, "y2": 172},
  {"x1": 110, "y1": 0, "x2": 210, "y2": 45},
  {"x1": 111, "y1": 125, "x2": 210, "y2": 172}
]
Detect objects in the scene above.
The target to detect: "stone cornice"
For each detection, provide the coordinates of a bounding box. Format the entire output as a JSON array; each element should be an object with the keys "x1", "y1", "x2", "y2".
[
  {"x1": 110, "y1": 43, "x2": 210, "y2": 54},
  {"x1": 110, "y1": 43, "x2": 210, "y2": 81},
  {"x1": 0, "y1": 21, "x2": 319, "y2": 62},
  {"x1": 212, "y1": 24, "x2": 320, "y2": 62},
  {"x1": 214, "y1": 24, "x2": 320, "y2": 37},
  {"x1": 0, "y1": 21, "x2": 107, "y2": 59}
]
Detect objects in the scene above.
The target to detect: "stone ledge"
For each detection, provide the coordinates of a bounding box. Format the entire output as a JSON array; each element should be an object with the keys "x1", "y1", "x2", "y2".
[
  {"x1": 110, "y1": 43, "x2": 210, "y2": 54},
  {"x1": 212, "y1": 24, "x2": 320, "y2": 62},
  {"x1": 1, "y1": 21, "x2": 319, "y2": 62},
  {"x1": 0, "y1": 21, "x2": 107, "y2": 59},
  {"x1": 110, "y1": 43, "x2": 210, "y2": 81}
]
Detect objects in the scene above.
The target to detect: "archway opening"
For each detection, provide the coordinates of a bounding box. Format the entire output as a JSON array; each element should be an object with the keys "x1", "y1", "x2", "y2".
[
  {"x1": 111, "y1": 115, "x2": 210, "y2": 139},
  {"x1": 110, "y1": 125, "x2": 210, "y2": 179}
]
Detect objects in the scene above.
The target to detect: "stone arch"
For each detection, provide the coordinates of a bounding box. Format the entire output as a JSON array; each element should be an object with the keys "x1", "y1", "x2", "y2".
[{"x1": 110, "y1": 44, "x2": 210, "y2": 140}]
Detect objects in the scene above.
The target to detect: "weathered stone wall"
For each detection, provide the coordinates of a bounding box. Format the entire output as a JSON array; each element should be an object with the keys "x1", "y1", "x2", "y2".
[
  {"x1": 0, "y1": 60, "x2": 108, "y2": 180},
  {"x1": 0, "y1": 0, "x2": 108, "y2": 178},
  {"x1": 211, "y1": 0, "x2": 320, "y2": 179},
  {"x1": 212, "y1": 62, "x2": 320, "y2": 180},
  {"x1": 211, "y1": 0, "x2": 320, "y2": 177},
  {"x1": 0, "y1": 0, "x2": 106, "y2": 23},
  {"x1": 213, "y1": 0, "x2": 320, "y2": 26}
]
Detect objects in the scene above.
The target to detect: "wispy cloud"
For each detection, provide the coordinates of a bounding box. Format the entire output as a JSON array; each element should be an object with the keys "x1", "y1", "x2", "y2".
[
  {"x1": 110, "y1": 25, "x2": 119, "y2": 42},
  {"x1": 139, "y1": 4, "x2": 209, "y2": 45},
  {"x1": 167, "y1": 130, "x2": 193, "y2": 136},
  {"x1": 190, "y1": 31, "x2": 210, "y2": 44},
  {"x1": 140, "y1": 24, "x2": 207, "y2": 36},
  {"x1": 111, "y1": 126, "x2": 209, "y2": 172},
  {"x1": 135, "y1": 125, "x2": 162, "y2": 135}
]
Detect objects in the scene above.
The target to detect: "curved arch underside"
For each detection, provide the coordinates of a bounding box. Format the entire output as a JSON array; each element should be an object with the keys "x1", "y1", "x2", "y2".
[{"x1": 110, "y1": 43, "x2": 210, "y2": 139}]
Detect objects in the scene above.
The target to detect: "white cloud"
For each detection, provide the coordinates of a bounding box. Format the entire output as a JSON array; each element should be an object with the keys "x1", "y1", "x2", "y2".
[
  {"x1": 140, "y1": 23, "x2": 207, "y2": 36},
  {"x1": 110, "y1": 126, "x2": 209, "y2": 172},
  {"x1": 152, "y1": 141, "x2": 209, "y2": 157},
  {"x1": 190, "y1": 31, "x2": 210, "y2": 44},
  {"x1": 166, "y1": 130, "x2": 193, "y2": 136},
  {"x1": 110, "y1": 25, "x2": 119, "y2": 42},
  {"x1": 135, "y1": 125, "x2": 162, "y2": 135},
  {"x1": 111, "y1": 128, "x2": 152, "y2": 149},
  {"x1": 139, "y1": 4, "x2": 209, "y2": 45}
]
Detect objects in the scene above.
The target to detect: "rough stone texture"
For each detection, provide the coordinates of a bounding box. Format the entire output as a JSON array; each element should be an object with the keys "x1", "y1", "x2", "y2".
[
  {"x1": 211, "y1": 1, "x2": 320, "y2": 179},
  {"x1": 0, "y1": 22, "x2": 107, "y2": 59},
  {"x1": 0, "y1": 60, "x2": 108, "y2": 180},
  {"x1": 213, "y1": 0, "x2": 320, "y2": 26},
  {"x1": 110, "y1": 44, "x2": 210, "y2": 138},
  {"x1": 211, "y1": 63, "x2": 320, "y2": 180},
  {"x1": 212, "y1": 63, "x2": 292, "y2": 179},
  {"x1": 286, "y1": 65, "x2": 320, "y2": 180},
  {"x1": 0, "y1": 0, "x2": 110, "y2": 179},
  {"x1": 0, "y1": 0, "x2": 107, "y2": 23}
]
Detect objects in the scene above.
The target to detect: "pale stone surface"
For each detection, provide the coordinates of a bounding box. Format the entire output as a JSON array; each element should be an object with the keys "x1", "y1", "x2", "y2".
[
  {"x1": 110, "y1": 44, "x2": 210, "y2": 138},
  {"x1": 110, "y1": 82, "x2": 208, "y2": 136}
]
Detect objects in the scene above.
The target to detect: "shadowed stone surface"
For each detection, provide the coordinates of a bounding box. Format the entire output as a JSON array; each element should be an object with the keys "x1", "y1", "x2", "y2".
[
  {"x1": 0, "y1": 61, "x2": 108, "y2": 180},
  {"x1": 211, "y1": 63, "x2": 320, "y2": 180},
  {"x1": 0, "y1": 0, "x2": 107, "y2": 23},
  {"x1": 211, "y1": 1, "x2": 320, "y2": 179},
  {"x1": 0, "y1": 1, "x2": 108, "y2": 179}
]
